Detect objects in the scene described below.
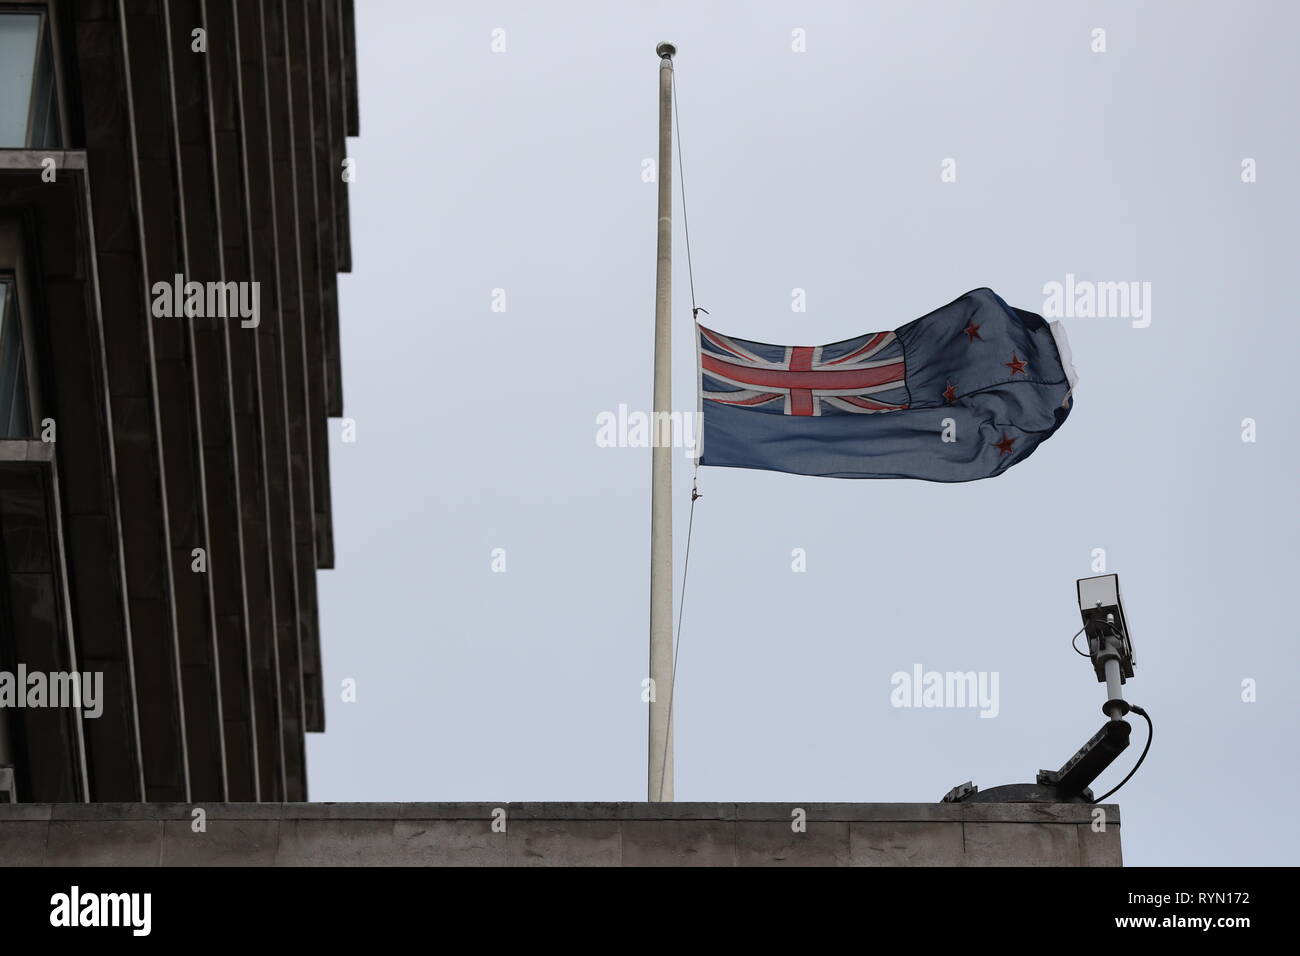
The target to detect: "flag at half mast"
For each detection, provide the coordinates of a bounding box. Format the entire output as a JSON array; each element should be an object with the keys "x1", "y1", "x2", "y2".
[{"x1": 697, "y1": 288, "x2": 1077, "y2": 481}]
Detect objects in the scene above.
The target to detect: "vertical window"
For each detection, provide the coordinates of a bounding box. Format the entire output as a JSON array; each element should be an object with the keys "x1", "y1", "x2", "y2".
[
  {"x1": 0, "y1": 280, "x2": 31, "y2": 438},
  {"x1": 0, "y1": 11, "x2": 59, "y2": 148}
]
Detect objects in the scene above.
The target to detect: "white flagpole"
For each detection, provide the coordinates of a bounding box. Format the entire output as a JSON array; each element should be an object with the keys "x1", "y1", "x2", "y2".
[{"x1": 648, "y1": 41, "x2": 676, "y2": 802}]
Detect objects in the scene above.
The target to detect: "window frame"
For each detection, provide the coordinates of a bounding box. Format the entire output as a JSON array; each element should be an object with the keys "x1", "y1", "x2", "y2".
[
  {"x1": 0, "y1": 1, "x2": 68, "y2": 148},
  {"x1": 0, "y1": 217, "x2": 46, "y2": 437}
]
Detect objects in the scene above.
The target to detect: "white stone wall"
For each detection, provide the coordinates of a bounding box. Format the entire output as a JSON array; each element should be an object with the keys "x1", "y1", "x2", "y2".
[{"x1": 0, "y1": 802, "x2": 1121, "y2": 866}]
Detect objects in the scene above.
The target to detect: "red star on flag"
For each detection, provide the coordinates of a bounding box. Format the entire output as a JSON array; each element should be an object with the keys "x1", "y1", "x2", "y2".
[
  {"x1": 942, "y1": 382, "x2": 958, "y2": 404},
  {"x1": 993, "y1": 434, "x2": 1016, "y2": 456},
  {"x1": 1004, "y1": 353, "x2": 1027, "y2": 375},
  {"x1": 963, "y1": 322, "x2": 982, "y2": 342}
]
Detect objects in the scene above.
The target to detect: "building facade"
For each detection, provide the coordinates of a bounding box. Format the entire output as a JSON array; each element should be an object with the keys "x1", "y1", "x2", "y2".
[{"x1": 0, "y1": 0, "x2": 358, "y2": 803}]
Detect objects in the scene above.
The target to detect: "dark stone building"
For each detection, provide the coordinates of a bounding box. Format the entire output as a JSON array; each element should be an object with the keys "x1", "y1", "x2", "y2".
[{"x1": 0, "y1": 0, "x2": 358, "y2": 803}]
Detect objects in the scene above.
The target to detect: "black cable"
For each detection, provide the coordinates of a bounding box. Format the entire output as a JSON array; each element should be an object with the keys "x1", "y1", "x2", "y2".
[
  {"x1": 1074, "y1": 618, "x2": 1126, "y2": 656},
  {"x1": 1092, "y1": 705, "x2": 1152, "y2": 803}
]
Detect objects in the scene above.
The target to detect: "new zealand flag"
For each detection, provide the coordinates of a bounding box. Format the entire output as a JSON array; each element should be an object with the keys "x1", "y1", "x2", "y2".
[{"x1": 697, "y1": 288, "x2": 1076, "y2": 481}]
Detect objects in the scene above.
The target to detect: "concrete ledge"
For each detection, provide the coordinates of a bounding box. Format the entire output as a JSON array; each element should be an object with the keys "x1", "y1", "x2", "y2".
[{"x1": 0, "y1": 803, "x2": 1121, "y2": 866}]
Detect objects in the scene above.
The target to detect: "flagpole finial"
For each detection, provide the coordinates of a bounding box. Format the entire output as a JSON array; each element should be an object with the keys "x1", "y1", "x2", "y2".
[{"x1": 656, "y1": 42, "x2": 676, "y2": 59}]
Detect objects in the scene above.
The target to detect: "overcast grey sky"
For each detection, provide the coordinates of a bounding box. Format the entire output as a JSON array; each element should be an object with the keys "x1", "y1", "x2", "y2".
[{"x1": 311, "y1": 0, "x2": 1300, "y2": 866}]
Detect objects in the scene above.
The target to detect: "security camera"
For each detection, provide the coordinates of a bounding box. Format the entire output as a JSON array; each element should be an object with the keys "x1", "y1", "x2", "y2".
[
  {"x1": 1081, "y1": 572, "x2": 1133, "y2": 686},
  {"x1": 942, "y1": 573, "x2": 1151, "y2": 803},
  {"x1": 1077, "y1": 574, "x2": 1134, "y2": 719}
]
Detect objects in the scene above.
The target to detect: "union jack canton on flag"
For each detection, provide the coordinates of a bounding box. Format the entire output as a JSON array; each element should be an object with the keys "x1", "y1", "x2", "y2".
[{"x1": 696, "y1": 288, "x2": 1077, "y2": 481}]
